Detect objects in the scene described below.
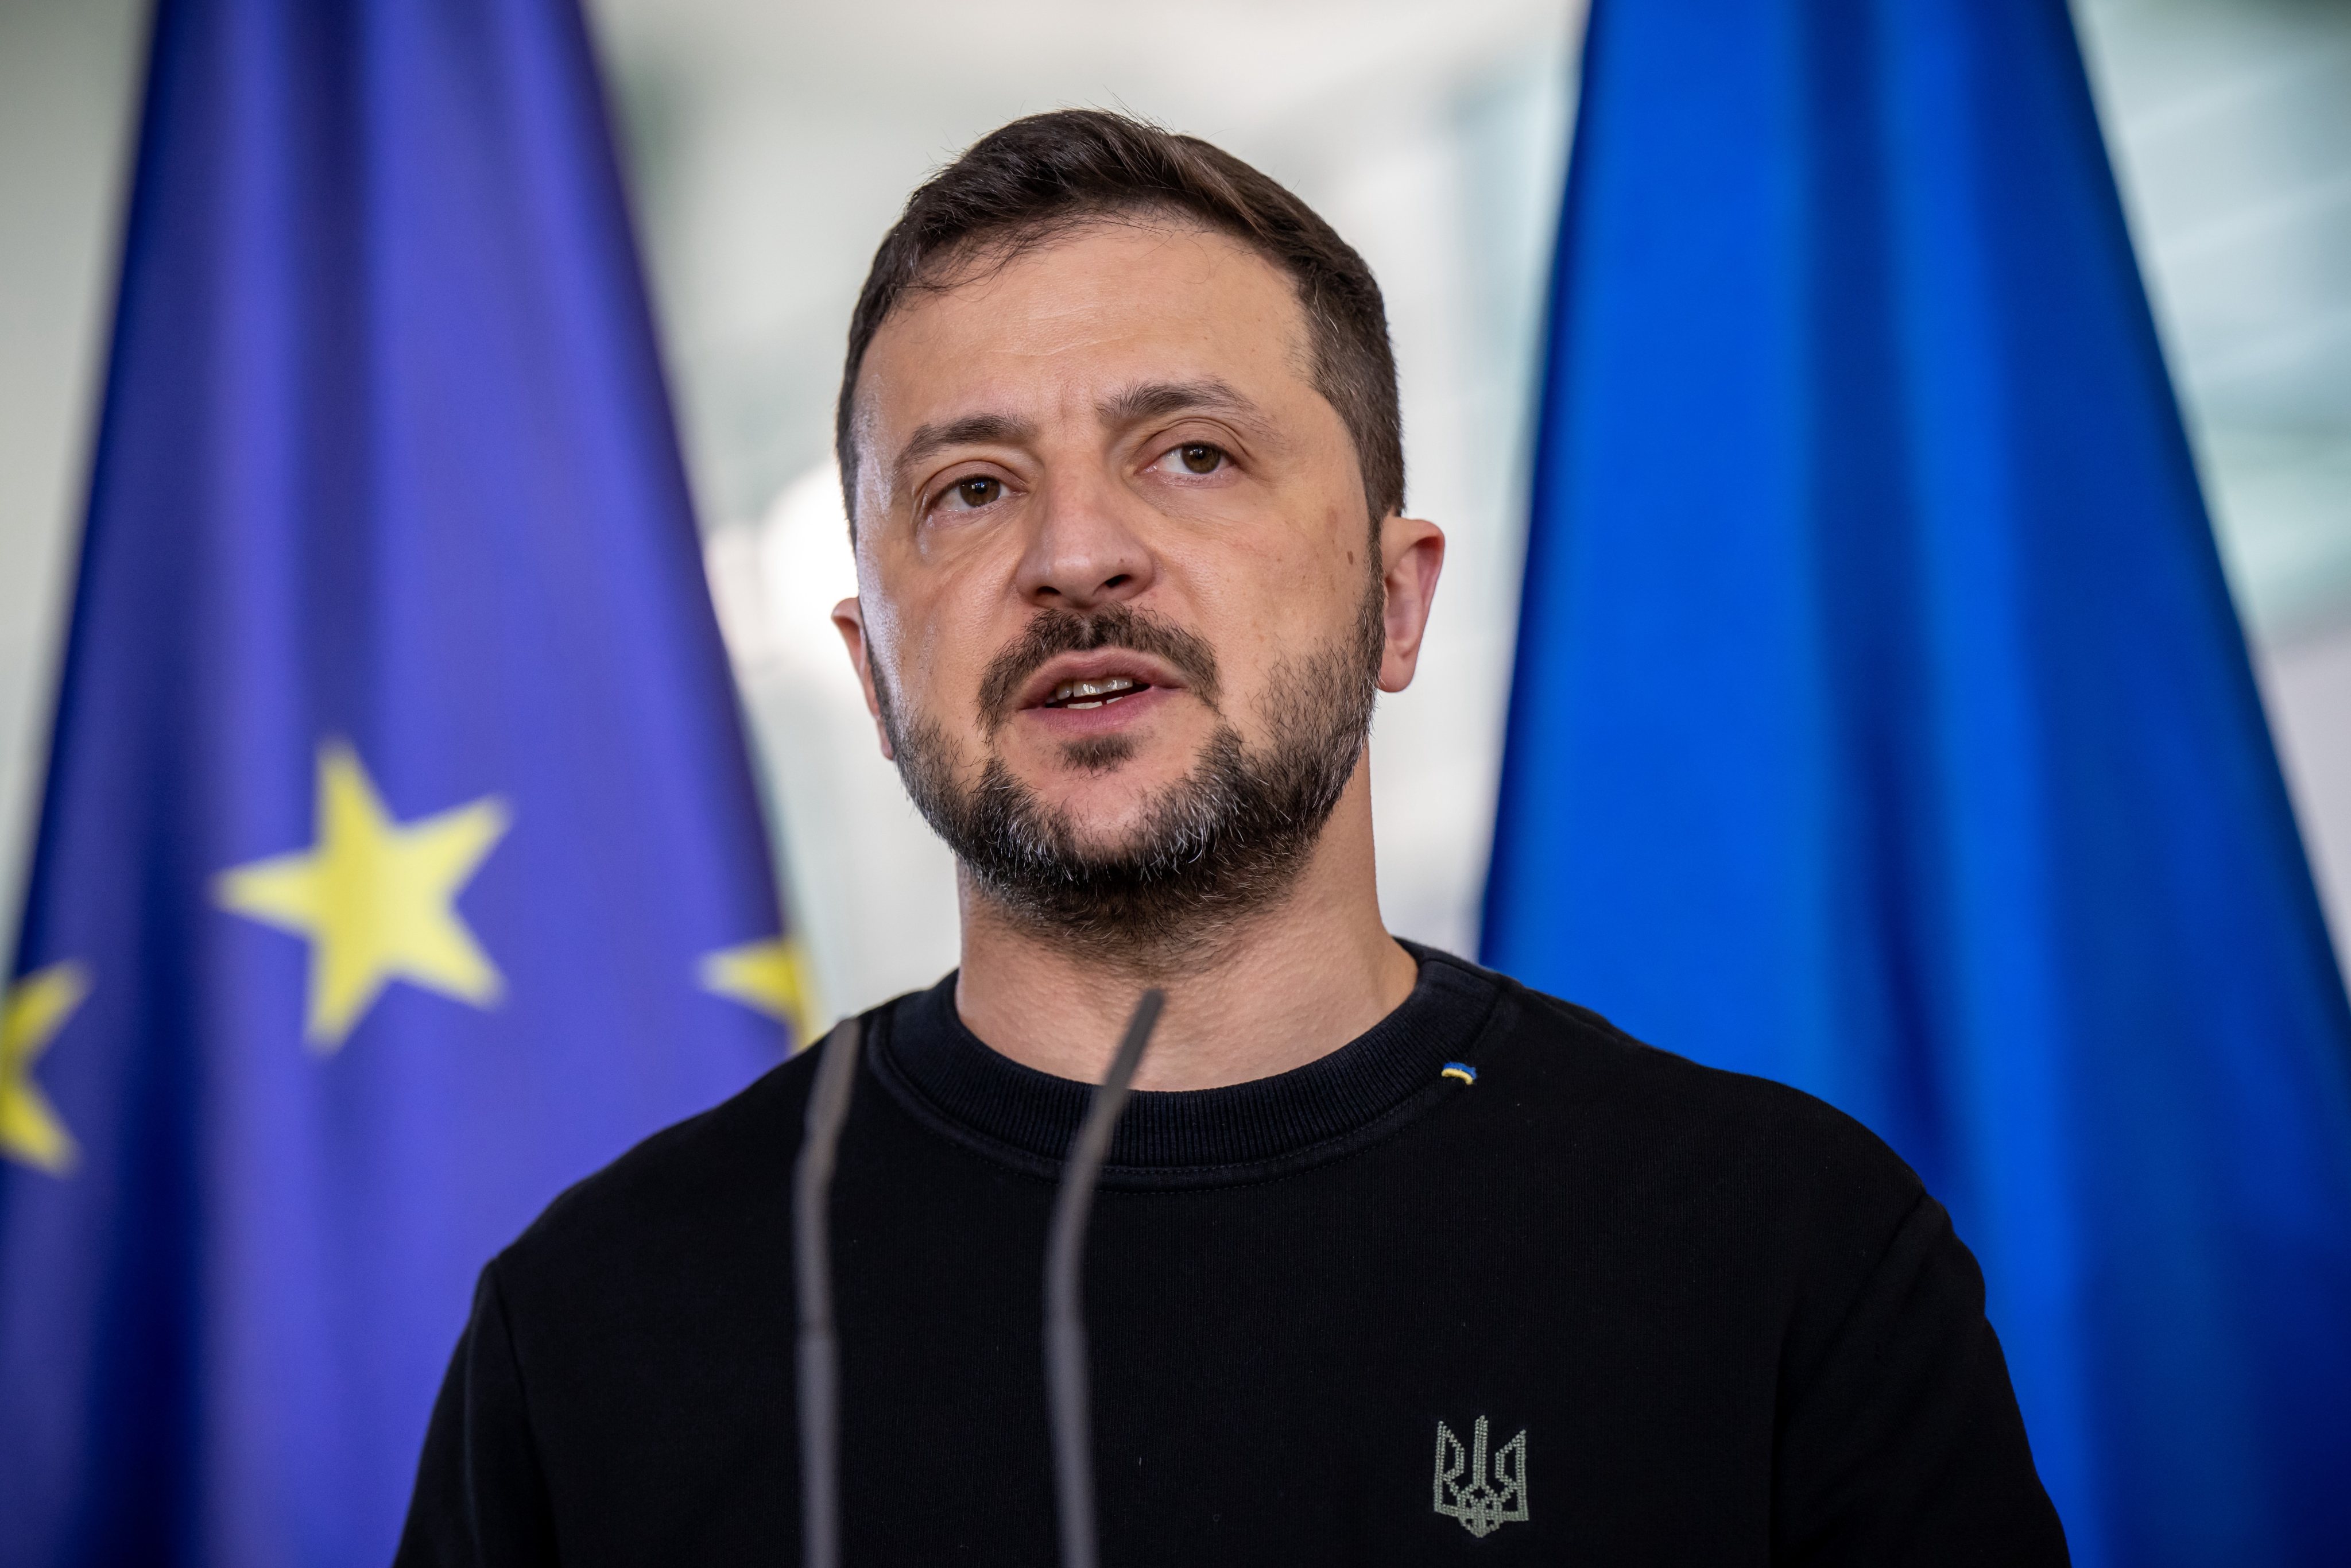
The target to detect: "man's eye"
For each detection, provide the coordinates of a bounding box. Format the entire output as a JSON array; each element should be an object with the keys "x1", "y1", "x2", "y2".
[
  {"x1": 944, "y1": 476, "x2": 1002, "y2": 510},
  {"x1": 1168, "y1": 443, "x2": 1226, "y2": 475}
]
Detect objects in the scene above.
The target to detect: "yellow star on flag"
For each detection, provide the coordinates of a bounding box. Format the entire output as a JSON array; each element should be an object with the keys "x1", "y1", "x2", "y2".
[
  {"x1": 215, "y1": 740, "x2": 510, "y2": 1052},
  {"x1": 699, "y1": 935, "x2": 819, "y2": 1048},
  {"x1": 2, "y1": 960, "x2": 91, "y2": 1175}
]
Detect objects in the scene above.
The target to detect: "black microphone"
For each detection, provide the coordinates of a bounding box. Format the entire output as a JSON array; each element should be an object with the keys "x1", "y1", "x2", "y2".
[
  {"x1": 790, "y1": 991, "x2": 1164, "y2": 1568},
  {"x1": 1046, "y1": 989, "x2": 1166, "y2": 1568},
  {"x1": 793, "y1": 1016, "x2": 863, "y2": 1568}
]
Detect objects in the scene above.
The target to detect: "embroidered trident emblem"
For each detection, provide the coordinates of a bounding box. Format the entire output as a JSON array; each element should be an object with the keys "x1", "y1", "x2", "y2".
[{"x1": 1432, "y1": 1415, "x2": 1529, "y2": 1538}]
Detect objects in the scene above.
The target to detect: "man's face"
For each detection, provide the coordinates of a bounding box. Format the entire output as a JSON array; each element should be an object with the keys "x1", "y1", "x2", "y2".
[{"x1": 835, "y1": 219, "x2": 1437, "y2": 943}]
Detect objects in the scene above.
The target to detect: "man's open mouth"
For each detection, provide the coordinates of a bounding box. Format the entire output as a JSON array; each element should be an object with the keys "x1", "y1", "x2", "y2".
[{"x1": 1043, "y1": 676, "x2": 1152, "y2": 711}]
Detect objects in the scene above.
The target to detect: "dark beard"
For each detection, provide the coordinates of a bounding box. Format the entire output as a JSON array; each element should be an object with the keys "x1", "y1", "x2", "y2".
[{"x1": 876, "y1": 587, "x2": 1386, "y2": 967}]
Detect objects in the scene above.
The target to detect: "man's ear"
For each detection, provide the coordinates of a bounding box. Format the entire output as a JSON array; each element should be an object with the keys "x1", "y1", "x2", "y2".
[
  {"x1": 1376, "y1": 513, "x2": 1446, "y2": 694},
  {"x1": 831, "y1": 596, "x2": 896, "y2": 761}
]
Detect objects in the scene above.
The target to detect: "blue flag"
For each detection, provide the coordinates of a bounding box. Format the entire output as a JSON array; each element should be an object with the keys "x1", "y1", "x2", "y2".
[
  {"x1": 0, "y1": 0, "x2": 805, "y2": 1561},
  {"x1": 1482, "y1": 1, "x2": 2351, "y2": 1562}
]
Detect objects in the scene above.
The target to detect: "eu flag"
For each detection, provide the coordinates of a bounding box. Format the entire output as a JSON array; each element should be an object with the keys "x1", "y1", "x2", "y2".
[
  {"x1": 0, "y1": 0, "x2": 803, "y2": 1561},
  {"x1": 1482, "y1": 0, "x2": 2351, "y2": 1562}
]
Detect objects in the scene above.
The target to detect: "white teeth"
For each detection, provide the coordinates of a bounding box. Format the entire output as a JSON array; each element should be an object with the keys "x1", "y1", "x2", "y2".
[{"x1": 1050, "y1": 676, "x2": 1140, "y2": 705}]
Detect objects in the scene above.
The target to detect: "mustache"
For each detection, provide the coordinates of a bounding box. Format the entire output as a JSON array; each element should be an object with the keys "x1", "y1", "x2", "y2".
[{"x1": 976, "y1": 604, "x2": 1223, "y2": 733}]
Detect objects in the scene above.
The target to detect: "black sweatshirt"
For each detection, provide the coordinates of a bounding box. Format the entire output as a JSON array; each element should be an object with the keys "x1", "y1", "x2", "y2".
[{"x1": 397, "y1": 946, "x2": 2067, "y2": 1565}]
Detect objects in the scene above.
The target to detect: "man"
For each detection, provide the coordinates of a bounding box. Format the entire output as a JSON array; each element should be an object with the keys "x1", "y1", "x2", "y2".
[{"x1": 400, "y1": 111, "x2": 2067, "y2": 1563}]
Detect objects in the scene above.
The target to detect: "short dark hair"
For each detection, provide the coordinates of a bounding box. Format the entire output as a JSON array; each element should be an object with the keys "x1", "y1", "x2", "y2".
[{"x1": 836, "y1": 110, "x2": 1403, "y2": 531}]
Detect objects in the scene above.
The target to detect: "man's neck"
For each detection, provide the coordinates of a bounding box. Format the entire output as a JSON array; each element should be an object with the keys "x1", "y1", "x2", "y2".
[{"x1": 950, "y1": 776, "x2": 1417, "y2": 1091}]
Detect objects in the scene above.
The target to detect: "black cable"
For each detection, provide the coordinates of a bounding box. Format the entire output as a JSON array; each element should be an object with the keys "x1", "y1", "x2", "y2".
[
  {"x1": 794, "y1": 1016, "x2": 863, "y2": 1568},
  {"x1": 1045, "y1": 989, "x2": 1167, "y2": 1568}
]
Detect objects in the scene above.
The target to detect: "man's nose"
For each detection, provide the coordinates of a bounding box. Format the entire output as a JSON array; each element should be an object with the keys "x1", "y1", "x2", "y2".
[{"x1": 1012, "y1": 469, "x2": 1155, "y2": 611}]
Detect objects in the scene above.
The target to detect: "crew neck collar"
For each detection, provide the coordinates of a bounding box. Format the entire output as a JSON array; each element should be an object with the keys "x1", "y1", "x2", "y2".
[{"x1": 866, "y1": 943, "x2": 1500, "y2": 1188}]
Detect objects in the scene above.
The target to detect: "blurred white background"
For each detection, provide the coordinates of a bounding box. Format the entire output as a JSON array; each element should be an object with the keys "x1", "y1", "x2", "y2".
[{"x1": 2, "y1": 0, "x2": 2345, "y2": 1032}]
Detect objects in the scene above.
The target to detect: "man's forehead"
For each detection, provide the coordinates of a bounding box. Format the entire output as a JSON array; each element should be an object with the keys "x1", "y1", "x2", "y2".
[{"x1": 855, "y1": 222, "x2": 1314, "y2": 444}]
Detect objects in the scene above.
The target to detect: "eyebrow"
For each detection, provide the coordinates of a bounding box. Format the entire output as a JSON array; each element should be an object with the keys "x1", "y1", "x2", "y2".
[
  {"x1": 892, "y1": 412, "x2": 1037, "y2": 484},
  {"x1": 1095, "y1": 378, "x2": 1261, "y2": 428},
  {"x1": 889, "y1": 378, "x2": 1267, "y2": 488}
]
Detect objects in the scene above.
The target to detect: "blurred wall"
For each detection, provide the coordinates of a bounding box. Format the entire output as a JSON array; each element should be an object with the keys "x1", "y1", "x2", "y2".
[
  {"x1": 0, "y1": 0, "x2": 2343, "y2": 1031},
  {"x1": 0, "y1": 0, "x2": 144, "y2": 973},
  {"x1": 2077, "y1": 0, "x2": 2351, "y2": 997}
]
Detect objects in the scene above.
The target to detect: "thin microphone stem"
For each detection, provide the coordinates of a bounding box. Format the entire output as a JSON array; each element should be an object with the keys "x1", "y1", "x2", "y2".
[
  {"x1": 795, "y1": 1017, "x2": 863, "y2": 1568},
  {"x1": 1045, "y1": 989, "x2": 1167, "y2": 1568}
]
